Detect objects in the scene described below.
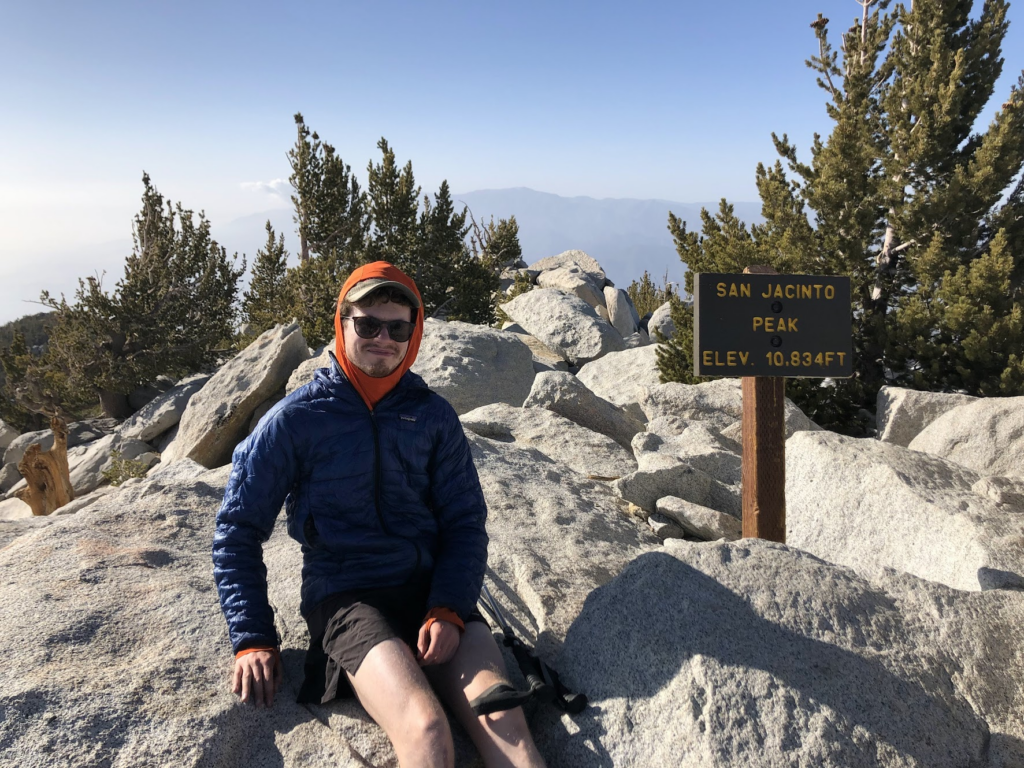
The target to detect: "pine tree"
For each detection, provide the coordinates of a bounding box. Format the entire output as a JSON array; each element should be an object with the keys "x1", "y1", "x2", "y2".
[
  {"x1": 286, "y1": 115, "x2": 370, "y2": 346},
  {"x1": 627, "y1": 270, "x2": 675, "y2": 319},
  {"x1": 470, "y1": 214, "x2": 523, "y2": 268},
  {"x1": 35, "y1": 174, "x2": 244, "y2": 418},
  {"x1": 365, "y1": 138, "x2": 421, "y2": 267},
  {"x1": 240, "y1": 221, "x2": 292, "y2": 340},
  {"x1": 658, "y1": 0, "x2": 1024, "y2": 432}
]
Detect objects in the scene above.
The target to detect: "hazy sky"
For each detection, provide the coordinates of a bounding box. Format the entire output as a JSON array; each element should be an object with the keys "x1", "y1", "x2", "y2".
[{"x1": 1, "y1": 0, "x2": 1020, "y2": 324}]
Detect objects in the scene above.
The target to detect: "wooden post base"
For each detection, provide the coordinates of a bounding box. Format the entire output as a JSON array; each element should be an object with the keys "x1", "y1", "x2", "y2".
[{"x1": 741, "y1": 376, "x2": 786, "y2": 542}]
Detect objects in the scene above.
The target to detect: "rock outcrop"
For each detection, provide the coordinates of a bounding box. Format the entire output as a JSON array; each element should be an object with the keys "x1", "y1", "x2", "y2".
[
  {"x1": 460, "y1": 403, "x2": 636, "y2": 480},
  {"x1": 162, "y1": 323, "x2": 310, "y2": 468},
  {"x1": 641, "y1": 379, "x2": 820, "y2": 437},
  {"x1": 876, "y1": 386, "x2": 977, "y2": 446},
  {"x1": 524, "y1": 371, "x2": 643, "y2": 450},
  {"x1": 413, "y1": 319, "x2": 535, "y2": 415},
  {"x1": 788, "y1": 430, "x2": 1024, "y2": 590},
  {"x1": 2, "y1": 249, "x2": 1023, "y2": 768},
  {"x1": 3, "y1": 418, "x2": 117, "y2": 468},
  {"x1": 535, "y1": 265, "x2": 605, "y2": 310},
  {"x1": 501, "y1": 289, "x2": 624, "y2": 365},
  {"x1": 908, "y1": 395, "x2": 1024, "y2": 478},
  {"x1": 577, "y1": 345, "x2": 662, "y2": 423},
  {"x1": 117, "y1": 373, "x2": 210, "y2": 443},
  {"x1": 648, "y1": 300, "x2": 675, "y2": 340},
  {"x1": 0, "y1": 419, "x2": 17, "y2": 454},
  {"x1": 602, "y1": 286, "x2": 638, "y2": 338},
  {"x1": 286, "y1": 346, "x2": 332, "y2": 395},
  {"x1": 534, "y1": 539, "x2": 1024, "y2": 767},
  {"x1": 527, "y1": 250, "x2": 606, "y2": 289}
]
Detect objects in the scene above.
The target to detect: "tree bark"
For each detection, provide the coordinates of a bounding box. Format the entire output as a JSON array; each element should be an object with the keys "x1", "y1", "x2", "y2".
[
  {"x1": 98, "y1": 389, "x2": 133, "y2": 419},
  {"x1": 16, "y1": 416, "x2": 75, "y2": 516}
]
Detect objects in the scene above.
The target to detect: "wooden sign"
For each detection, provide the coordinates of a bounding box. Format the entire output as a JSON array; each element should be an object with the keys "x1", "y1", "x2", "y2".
[
  {"x1": 693, "y1": 273, "x2": 852, "y2": 378},
  {"x1": 693, "y1": 268, "x2": 853, "y2": 545}
]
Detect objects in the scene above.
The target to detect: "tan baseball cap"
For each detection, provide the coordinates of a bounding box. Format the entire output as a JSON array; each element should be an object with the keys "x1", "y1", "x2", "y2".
[{"x1": 344, "y1": 277, "x2": 421, "y2": 308}]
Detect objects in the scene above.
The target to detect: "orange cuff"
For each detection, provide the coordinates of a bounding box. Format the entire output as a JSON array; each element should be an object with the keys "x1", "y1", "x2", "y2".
[
  {"x1": 423, "y1": 607, "x2": 465, "y2": 634},
  {"x1": 235, "y1": 646, "x2": 280, "y2": 660}
]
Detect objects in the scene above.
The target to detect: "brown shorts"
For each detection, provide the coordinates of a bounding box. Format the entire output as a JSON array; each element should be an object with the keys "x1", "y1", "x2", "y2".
[{"x1": 296, "y1": 584, "x2": 487, "y2": 705}]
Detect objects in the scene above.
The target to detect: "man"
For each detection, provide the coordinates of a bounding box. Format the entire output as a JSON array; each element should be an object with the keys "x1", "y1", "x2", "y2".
[{"x1": 212, "y1": 262, "x2": 546, "y2": 768}]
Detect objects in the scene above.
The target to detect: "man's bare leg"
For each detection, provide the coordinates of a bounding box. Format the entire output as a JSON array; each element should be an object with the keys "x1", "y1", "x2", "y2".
[
  {"x1": 426, "y1": 622, "x2": 547, "y2": 768},
  {"x1": 347, "y1": 638, "x2": 454, "y2": 768}
]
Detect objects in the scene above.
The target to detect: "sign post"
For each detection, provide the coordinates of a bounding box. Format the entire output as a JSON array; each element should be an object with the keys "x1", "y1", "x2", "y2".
[{"x1": 693, "y1": 267, "x2": 852, "y2": 542}]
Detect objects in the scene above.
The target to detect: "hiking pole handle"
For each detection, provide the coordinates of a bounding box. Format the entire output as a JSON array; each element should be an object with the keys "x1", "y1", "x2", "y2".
[{"x1": 510, "y1": 639, "x2": 555, "y2": 703}]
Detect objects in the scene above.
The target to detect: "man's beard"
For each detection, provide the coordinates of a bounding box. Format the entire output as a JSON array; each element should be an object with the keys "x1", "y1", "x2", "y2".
[{"x1": 361, "y1": 358, "x2": 399, "y2": 377}]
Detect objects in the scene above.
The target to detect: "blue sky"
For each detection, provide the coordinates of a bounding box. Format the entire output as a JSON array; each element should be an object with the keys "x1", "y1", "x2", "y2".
[{"x1": 1, "y1": 0, "x2": 1021, "y2": 323}]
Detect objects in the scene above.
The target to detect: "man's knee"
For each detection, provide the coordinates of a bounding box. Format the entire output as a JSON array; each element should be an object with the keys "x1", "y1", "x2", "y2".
[
  {"x1": 404, "y1": 693, "x2": 454, "y2": 762},
  {"x1": 477, "y1": 705, "x2": 529, "y2": 740}
]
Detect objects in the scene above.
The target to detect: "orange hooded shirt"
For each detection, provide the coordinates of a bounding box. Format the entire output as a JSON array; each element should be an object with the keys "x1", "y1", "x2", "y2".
[{"x1": 333, "y1": 262, "x2": 425, "y2": 411}]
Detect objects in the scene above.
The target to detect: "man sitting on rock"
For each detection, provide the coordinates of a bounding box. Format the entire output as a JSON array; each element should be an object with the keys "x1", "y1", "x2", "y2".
[{"x1": 212, "y1": 261, "x2": 546, "y2": 768}]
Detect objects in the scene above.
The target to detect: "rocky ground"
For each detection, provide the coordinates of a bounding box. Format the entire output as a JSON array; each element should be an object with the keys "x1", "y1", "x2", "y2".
[{"x1": 1, "y1": 250, "x2": 1022, "y2": 767}]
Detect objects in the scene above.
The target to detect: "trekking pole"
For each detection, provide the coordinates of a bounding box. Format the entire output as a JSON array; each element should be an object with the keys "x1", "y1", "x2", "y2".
[{"x1": 471, "y1": 585, "x2": 587, "y2": 716}]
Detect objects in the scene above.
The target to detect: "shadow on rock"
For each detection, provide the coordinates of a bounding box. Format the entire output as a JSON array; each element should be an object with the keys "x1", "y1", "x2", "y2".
[{"x1": 537, "y1": 548, "x2": 1011, "y2": 767}]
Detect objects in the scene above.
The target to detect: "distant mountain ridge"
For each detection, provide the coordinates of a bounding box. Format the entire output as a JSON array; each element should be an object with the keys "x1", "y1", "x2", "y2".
[
  {"x1": 214, "y1": 188, "x2": 764, "y2": 293},
  {"x1": 2, "y1": 189, "x2": 763, "y2": 326},
  {"x1": 453, "y1": 188, "x2": 763, "y2": 290}
]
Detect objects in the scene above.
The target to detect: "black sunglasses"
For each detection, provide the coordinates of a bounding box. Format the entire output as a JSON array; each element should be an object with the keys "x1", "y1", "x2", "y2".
[{"x1": 342, "y1": 316, "x2": 416, "y2": 343}]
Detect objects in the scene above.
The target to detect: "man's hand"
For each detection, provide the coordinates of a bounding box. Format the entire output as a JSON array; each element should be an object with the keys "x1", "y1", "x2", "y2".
[
  {"x1": 416, "y1": 620, "x2": 461, "y2": 666},
  {"x1": 232, "y1": 650, "x2": 282, "y2": 709}
]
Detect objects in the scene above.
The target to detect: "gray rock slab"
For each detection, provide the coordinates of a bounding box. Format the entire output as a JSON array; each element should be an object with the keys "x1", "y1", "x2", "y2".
[
  {"x1": 656, "y1": 495, "x2": 741, "y2": 541},
  {"x1": 0, "y1": 463, "x2": 21, "y2": 494},
  {"x1": 162, "y1": 322, "x2": 310, "y2": 468},
  {"x1": 468, "y1": 434, "x2": 660, "y2": 658},
  {"x1": 413, "y1": 319, "x2": 536, "y2": 415},
  {"x1": 647, "y1": 511, "x2": 687, "y2": 540},
  {"x1": 117, "y1": 373, "x2": 210, "y2": 443},
  {"x1": 535, "y1": 265, "x2": 605, "y2": 310},
  {"x1": 502, "y1": 330, "x2": 569, "y2": 373},
  {"x1": 0, "y1": 517, "x2": 53, "y2": 549},
  {"x1": 612, "y1": 449, "x2": 740, "y2": 516},
  {"x1": 3, "y1": 418, "x2": 119, "y2": 467},
  {"x1": 648, "y1": 300, "x2": 676, "y2": 340},
  {"x1": 533, "y1": 538, "x2": 1024, "y2": 768},
  {"x1": 127, "y1": 375, "x2": 176, "y2": 412},
  {"x1": 0, "y1": 496, "x2": 32, "y2": 520},
  {"x1": 788, "y1": 430, "x2": 1024, "y2": 591},
  {"x1": 632, "y1": 426, "x2": 742, "y2": 486},
  {"x1": 527, "y1": 249, "x2": 606, "y2": 289},
  {"x1": 460, "y1": 403, "x2": 636, "y2": 480},
  {"x1": 248, "y1": 388, "x2": 286, "y2": 435},
  {"x1": 0, "y1": 419, "x2": 17, "y2": 453},
  {"x1": 972, "y1": 475, "x2": 1024, "y2": 509},
  {"x1": 603, "y1": 286, "x2": 638, "y2": 337},
  {"x1": 285, "y1": 345, "x2": 331, "y2": 396},
  {"x1": 0, "y1": 426, "x2": 659, "y2": 768},
  {"x1": 53, "y1": 485, "x2": 117, "y2": 516},
  {"x1": 622, "y1": 329, "x2": 650, "y2": 348},
  {"x1": 523, "y1": 371, "x2": 644, "y2": 450},
  {"x1": 502, "y1": 289, "x2": 625, "y2": 365},
  {"x1": 0, "y1": 470, "x2": 385, "y2": 768},
  {"x1": 876, "y1": 386, "x2": 978, "y2": 447},
  {"x1": 154, "y1": 423, "x2": 178, "y2": 454},
  {"x1": 909, "y1": 395, "x2": 1024, "y2": 478},
  {"x1": 577, "y1": 345, "x2": 663, "y2": 423},
  {"x1": 640, "y1": 379, "x2": 820, "y2": 437},
  {"x1": 68, "y1": 434, "x2": 154, "y2": 496}
]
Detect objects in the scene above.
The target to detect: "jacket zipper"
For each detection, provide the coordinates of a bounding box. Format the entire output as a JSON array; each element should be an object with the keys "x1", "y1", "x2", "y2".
[{"x1": 369, "y1": 411, "x2": 394, "y2": 536}]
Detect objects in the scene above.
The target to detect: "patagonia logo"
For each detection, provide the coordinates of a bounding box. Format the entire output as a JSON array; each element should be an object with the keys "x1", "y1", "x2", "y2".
[{"x1": 400, "y1": 415, "x2": 417, "y2": 423}]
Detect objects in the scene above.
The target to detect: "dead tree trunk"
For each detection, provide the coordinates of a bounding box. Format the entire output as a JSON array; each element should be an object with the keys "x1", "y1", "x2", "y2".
[{"x1": 16, "y1": 416, "x2": 75, "y2": 516}]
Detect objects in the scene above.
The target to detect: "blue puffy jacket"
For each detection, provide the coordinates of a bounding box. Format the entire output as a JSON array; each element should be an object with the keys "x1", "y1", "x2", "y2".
[{"x1": 211, "y1": 355, "x2": 489, "y2": 653}]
